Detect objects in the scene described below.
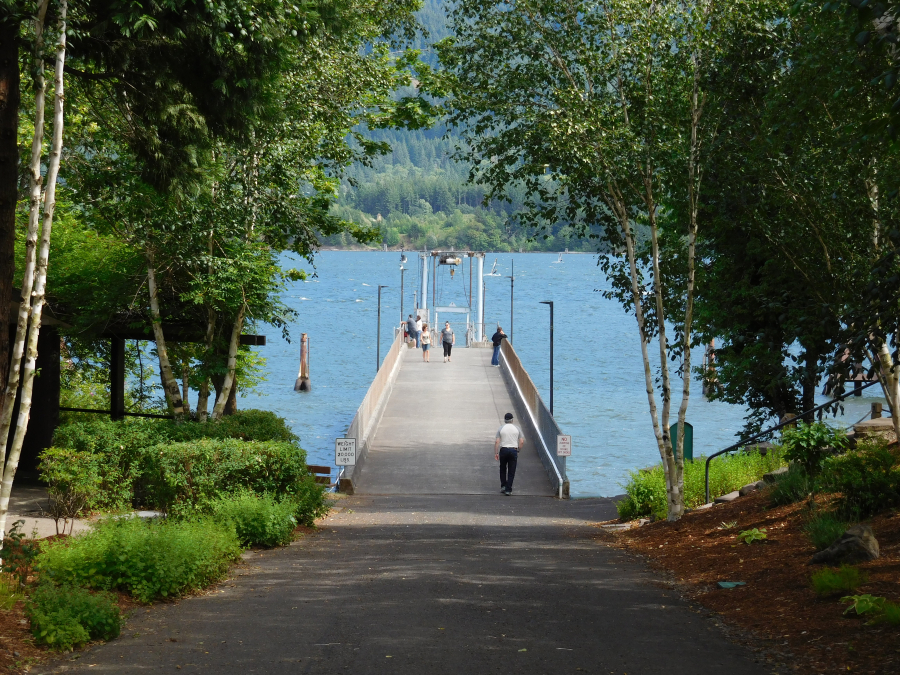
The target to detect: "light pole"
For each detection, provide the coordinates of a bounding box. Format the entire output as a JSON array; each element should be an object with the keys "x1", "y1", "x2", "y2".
[
  {"x1": 506, "y1": 259, "x2": 515, "y2": 345},
  {"x1": 400, "y1": 265, "x2": 407, "y2": 324},
  {"x1": 540, "y1": 300, "x2": 554, "y2": 415},
  {"x1": 377, "y1": 285, "x2": 388, "y2": 372}
]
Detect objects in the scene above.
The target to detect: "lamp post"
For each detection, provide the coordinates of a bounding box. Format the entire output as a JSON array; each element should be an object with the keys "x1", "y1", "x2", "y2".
[
  {"x1": 540, "y1": 300, "x2": 554, "y2": 415},
  {"x1": 506, "y1": 259, "x2": 515, "y2": 345},
  {"x1": 377, "y1": 285, "x2": 388, "y2": 372},
  {"x1": 400, "y1": 265, "x2": 407, "y2": 324}
]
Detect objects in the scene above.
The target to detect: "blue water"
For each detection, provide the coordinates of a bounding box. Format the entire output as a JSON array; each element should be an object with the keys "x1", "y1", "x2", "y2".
[{"x1": 237, "y1": 251, "x2": 886, "y2": 497}]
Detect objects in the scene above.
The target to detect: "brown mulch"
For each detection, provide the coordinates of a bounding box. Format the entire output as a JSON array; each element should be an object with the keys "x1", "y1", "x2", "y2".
[{"x1": 604, "y1": 491, "x2": 900, "y2": 674}]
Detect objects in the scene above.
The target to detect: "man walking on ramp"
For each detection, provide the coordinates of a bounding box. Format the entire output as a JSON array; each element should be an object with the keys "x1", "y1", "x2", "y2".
[{"x1": 494, "y1": 412, "x2": 524, "y2": 495}]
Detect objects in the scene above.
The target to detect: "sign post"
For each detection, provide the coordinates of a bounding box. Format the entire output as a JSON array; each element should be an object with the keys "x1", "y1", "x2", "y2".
[
  {"x1": 557, "y1": 435, "x2": 571, "y2": 457},
  {"x1": 335, "y1": 438, "x2": 357, "y2": 466}
]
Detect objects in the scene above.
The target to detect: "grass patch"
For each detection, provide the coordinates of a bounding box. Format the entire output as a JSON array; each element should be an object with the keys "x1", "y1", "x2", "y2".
[
  {"x1": 617, "y1": 449, "x2": 787, "y2": 520},
  {"x1": 768, "y1": 464, "x2": 816, "y2": 506},
  {"x1": 37, "y1": 517, "x2": 241, "y2": 603},
  {"x1": 810, "y1": 566, "x2": 867, "y2": 597},
  {"x1": 803, "y1": 510, "x2": 849, "y2": 551},
  {"x1": 25, "y1": 583, "x2": 120, "y2": 651}
]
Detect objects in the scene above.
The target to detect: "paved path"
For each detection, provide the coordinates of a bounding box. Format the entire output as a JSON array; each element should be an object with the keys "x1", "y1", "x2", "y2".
[
  {"x1": 42, "y1": 495, "x2": 769, "y2": 675},
  {"x1": 356, "y1": 348, "x2": 554, "y2": 497}
]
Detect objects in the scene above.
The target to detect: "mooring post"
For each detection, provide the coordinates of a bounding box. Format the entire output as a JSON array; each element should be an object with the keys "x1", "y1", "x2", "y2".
[{"x1": 294, "y1": 333, "x2": 311, "y2": 391}]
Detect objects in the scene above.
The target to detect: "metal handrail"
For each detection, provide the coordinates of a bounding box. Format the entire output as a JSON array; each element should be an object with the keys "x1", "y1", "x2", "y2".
[{"x1": 704, "y1": 379, "x2": 882, "y2": 503}]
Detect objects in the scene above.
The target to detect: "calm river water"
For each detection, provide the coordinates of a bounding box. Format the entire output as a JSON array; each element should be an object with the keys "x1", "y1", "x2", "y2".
[{"x1": 237, "y1": 251, "x2": 884, "y2": 498}]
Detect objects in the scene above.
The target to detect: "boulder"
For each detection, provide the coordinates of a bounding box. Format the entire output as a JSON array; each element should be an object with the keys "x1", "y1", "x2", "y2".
[
  {"x1": 738, "y1": 481, "x2": 765, "y2": 497},
  {"x1": 763, "y1": 467, "x2": 789, "y2": 484},
  {"x1": 809, "y1": 525, "x2": 880, "y2": 565},
  {"x1": 714, "y1": 490, "x2": 740, "y2": 504}
]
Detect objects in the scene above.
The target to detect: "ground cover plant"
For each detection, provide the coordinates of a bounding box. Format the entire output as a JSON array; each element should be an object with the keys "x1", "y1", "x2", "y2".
[
  {"x1": 810, "y1": 566, "x2": 867, "y2": 597},
  {"x1": 768, "y1": 464, "x2": 817, "y2": 507},
  {"x1": 25, "y1": 584, "x2": 120, "y2": 651},
  {"x1": 36, "y1": 517, "x2": 241, "y2": 603},
  {"x1": 803, "y1": 510, "x2": 850, "y2": 551},
  {"x1": 617, "y1": 449, "x2": 786, "y2": 520},
  {"x1": 212, "y1": 492, "x2": 297, "y2": 548}
]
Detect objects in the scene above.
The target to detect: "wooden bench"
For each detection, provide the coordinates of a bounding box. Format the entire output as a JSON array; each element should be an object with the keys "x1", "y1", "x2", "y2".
[{"x1": 308, "y1": 465, "x2": 333, "y2": 486}]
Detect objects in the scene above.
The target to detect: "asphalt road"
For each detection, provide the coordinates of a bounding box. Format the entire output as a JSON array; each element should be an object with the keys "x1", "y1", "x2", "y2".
[{"x1": 40, "y1": 495, "x2": 770, "y2": 675}]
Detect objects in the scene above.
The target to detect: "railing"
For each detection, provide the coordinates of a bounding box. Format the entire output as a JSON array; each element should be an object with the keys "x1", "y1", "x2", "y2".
[
  {"x1": 499, "y1": 340, "x2": 569, "y2": 498},
  {"x1": 338, "y1": 329, "x2": 406, "y2": 493}
]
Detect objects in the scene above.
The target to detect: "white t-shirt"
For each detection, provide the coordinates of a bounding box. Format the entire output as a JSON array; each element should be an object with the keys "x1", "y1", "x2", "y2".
[
  {"x1": 415, "y1": 319, "x2": 423, "y2": 332},
  {"x1": 496, "y1": 423, "x2": 524, "y2": 448}
]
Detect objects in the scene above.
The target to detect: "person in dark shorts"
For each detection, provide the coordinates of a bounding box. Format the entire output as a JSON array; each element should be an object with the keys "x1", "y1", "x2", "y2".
[
  {"x1": 441, "y1": 322, "x2": 455, "y2": 362},
  {"x1": 406, "y1": 315, "x2": 417, "y2": 346},
  {"x1": 490, "y1": 326, "x2": 507, "y2": 366},
  {"x1": 494, "y1": 412, "x2": 524, "y2": 495}
]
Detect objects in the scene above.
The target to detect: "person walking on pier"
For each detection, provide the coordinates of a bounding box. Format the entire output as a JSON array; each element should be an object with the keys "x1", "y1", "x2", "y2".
[
  {"x1": 407, "y1": 315, "x2": 418, "y2": 347},
  {"x1": 442, "y1": 322, "x2": 455, "y2": 362},
  {"x1": 495, "y1": 412, "x2": 524, "y2": 495},
  {"x1": 415, "y1": 315, "x2": 423, "y2": 348},
  {"x1": 490, "y1": 326, "x2": 507, "y2": 366},
  {"x1": 421, "y1": 322, "x2": 431, "y2": 362}
]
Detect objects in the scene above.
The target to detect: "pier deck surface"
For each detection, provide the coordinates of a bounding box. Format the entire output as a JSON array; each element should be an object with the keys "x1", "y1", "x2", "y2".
[
  {"x1": 43, "y1": 495, "x2": 770, "y2": 675},
  {"x1": 356, "y1": 347, "x2": 554, "y2": 496}
]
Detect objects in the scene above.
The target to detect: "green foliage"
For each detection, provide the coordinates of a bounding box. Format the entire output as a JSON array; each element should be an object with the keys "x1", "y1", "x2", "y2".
[
  {"x1": 821, "y1": 439, "x2": 900, "y2": 519},
  {"x1": 880, "y1": 602, "x2": 900, "y2": 627},
  {"x1": 1, "y1": 521, "x2": 40, "y2": 589},
  {"x1": 39, "y1": 449, "x2": 106, "y2": 518},
  {"x1": 212, "y1": 492, "x2": 297, "y2": 548},
  {"x1": 37, "y1": 517, "x2": 241, "y2": 604},
  {"x1": 289, "y1": 475, "x2": 330, "y2": 527},
  {"x1": 810, "y1": 566, "x2": 867, "y2": 598},
  {"x1": 737, "y1": 528, "x2": 767, "y2": 544},
  {"x1": 803, "y1": 511, "x2": 850, "y2": 551},
  {"x1": 26, "y1": 584, "x2": 120, "y2": 651},
  {"x1": 768, "y1": 464, "x2": 817, "y2": 507},
  {"x1": 140, "y1": 438, "x2": 310, "y2": 517},
  {"x1": 780, "y1": 422, "x2": 847, "y2": 476},
  {"x1": 718, "y1": 521, "x2": 738, "y2": 530},
  {"x1": 617, "y1": 450, "x2": 786, "y2": 520},
  {"x1": 841, "y1": 594, "x2": 887, "y2": 617}
]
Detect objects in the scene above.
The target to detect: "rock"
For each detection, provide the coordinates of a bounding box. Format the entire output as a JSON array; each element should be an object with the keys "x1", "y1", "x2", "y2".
[
  {"x1": 739, "y1": 482, "x2": 761, "y2": 497},
  {"x1": 695, "y1": 503, "x2": 714, "y2": 511},
  {"x1": 763, "y1": 467, "x2": 789, "y2": 483},
  {"x1": 714, "y1": 490, "x2": 740, "y2": 503},
  {"x1": 853, "y1": 417, "x2": 896, "y2": 443},
  {"x1": 638, "y1": 518, "x2": 651, "y2": 526},
  {"x1": 809, "y1": 525, "x2": 880, "y2": 565}
]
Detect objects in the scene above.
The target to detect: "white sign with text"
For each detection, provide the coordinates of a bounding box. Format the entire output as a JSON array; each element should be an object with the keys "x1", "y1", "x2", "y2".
[
  {"x1": 335, "y1": 437, "x2": 357, "y2": 465},
  {"x1": 557, "y1": 435, "x2": 572, "y2": 457}
]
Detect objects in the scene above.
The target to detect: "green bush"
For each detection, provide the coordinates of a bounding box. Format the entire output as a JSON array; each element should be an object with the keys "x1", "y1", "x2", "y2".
[
  {"x1": 140, "y1": 438, "x2": 312, "y2": 517},
  {"x1": 212, "y1": 493, "x2": 297, "y2": 548},
  {"x1": 38, "y1": 448, "x2": 108, "y2": 517},
  {"x1": 781, "y1": 422, "x2": 847, "y2": 476},
  {"x1": 617, "y1": 449, "x2": 787, "y2": 520},
  {"x1": 26, "y1": 583, "x2": 120, "y2": 650},
  {"x1": 768, "y1": 464, "x2": 817, "y2": 506},
  {"x1": 803, "y1": 511, "x2": 850, "y2": 551},
  {"x1": 290, "y1": 475, "x2": 329, "y2": 526},
  {"x1": 821, "y1": 439, "x2": 900, "y2": 519},
  {"x1": 37, "y1": 517, "x2": 241, "y2": 603},
  {"x1": 810, "y1": 566, "x2": 867, "y2": 597}
]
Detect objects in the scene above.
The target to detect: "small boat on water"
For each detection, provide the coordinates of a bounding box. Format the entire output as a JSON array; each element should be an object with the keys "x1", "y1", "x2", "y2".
[
  {"x1": 486, "y1": 258, "x2": 501, "y2": 276},
  {"x1": 553, "y1": 252, "x2": 564, "y2": 263}
]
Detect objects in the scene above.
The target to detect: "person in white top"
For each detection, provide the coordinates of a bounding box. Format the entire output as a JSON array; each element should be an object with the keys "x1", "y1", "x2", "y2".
[
  {"x1": 415, "y1": 315, "x2": 423, "y2": 348},
  {"x1": 494, "y1": 412, "x2": 525, "y2": 495}
]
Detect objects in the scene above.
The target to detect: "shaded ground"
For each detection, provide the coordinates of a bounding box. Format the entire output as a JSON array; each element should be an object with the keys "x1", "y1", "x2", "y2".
[
  {"x1": 609, "y1": 491, "x2": 900, "y2": 675},
  {"x1": 35, "y1": 494, "x2": 775, "y2": 675}
]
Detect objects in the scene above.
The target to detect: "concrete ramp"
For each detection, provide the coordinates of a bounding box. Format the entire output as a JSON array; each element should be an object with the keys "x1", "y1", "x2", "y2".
[{"x1": 354, "y1": 348, "x2": 555, "y2": 496}]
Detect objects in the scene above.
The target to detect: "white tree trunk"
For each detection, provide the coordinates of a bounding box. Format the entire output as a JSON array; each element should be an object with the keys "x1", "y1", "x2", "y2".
[
  {"x1": 211, "y1": 306, "x2": 245, "y2": 421},
  {"x1": 196, "y1": 306, "x2": 216, "y2": 422},
  {"x1": 0, "y1": 0, "x2": 65, "y2": 543},
  {"x1": 145, "y1": 254, "x2": 185, "y2": 419}
]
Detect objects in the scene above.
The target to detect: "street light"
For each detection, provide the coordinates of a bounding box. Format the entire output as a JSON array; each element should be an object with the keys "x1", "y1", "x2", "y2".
[
  {"x1": 377, "y1": 285, "x2": 388, "y2": 372},
  {"x1": 539, "y1": 300, "x2": 554, "y2": 415},
  {"x1": 399, "y1": 265, "x2": 407, "y2": 324},
  {"x1": 506, "y1": 259, "x2": 515, "y2": 345}
]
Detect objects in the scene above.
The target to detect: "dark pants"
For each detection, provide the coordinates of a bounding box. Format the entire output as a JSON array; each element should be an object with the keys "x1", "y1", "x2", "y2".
[
  {"x1": 499, "y1": 447, "x2": 518, "y2": 492},
  {"x1": 491, "y1": 345, "x2": 501, "y2": 366},
  {"x1": 415, "y1": 331, "x2": 421, "y2": 348},
  {"x1": 443, "y1": 342, "x2": 452, "y2": 358}
]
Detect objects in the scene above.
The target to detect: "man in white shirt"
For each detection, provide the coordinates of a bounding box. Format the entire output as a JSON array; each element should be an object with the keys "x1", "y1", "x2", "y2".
[
  {"x1": 415, "y1": 315, "x2": 423, "y2": 348},
  {"x1": 494, "y1": 412, "x2": 525, "y2": 495}
]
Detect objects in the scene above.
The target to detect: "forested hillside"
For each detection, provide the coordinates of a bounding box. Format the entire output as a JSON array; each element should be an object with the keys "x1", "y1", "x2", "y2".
[{"x1": 323, "y1": 0, "x2": 593, "y2": 253}]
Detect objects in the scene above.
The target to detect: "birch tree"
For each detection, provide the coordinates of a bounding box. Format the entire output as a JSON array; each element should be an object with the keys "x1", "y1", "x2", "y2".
[{"x1": 440, "y1": 0, "x2": 765, "y2": 519}]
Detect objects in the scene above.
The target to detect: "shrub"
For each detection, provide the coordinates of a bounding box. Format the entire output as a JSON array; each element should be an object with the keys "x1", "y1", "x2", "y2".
[
  {"x1": 617, "y1": 449, "x2": 787, "y2": 520},
  {"x1": 37, "y1": 517, "x2": 241, "y2": 603},
  {"x1": 810, "y1": 566, "x2": 867, "y2": 597},
  {"x1": 821, "y1": 439, "x2": 900, "y2": 519},
  {"x1": 768, "y1": 464, "x2": 817, "y2": 506},
  {"x1": 880, "y1": 602, "x2": 900, "y2": 626},
  {"x1": 781, "y1": 422, "x2": 847, "y2": 476},
  {"x1": 289, "y1": 475, "x2": 329, "y2": 527},
  {"x1": 2, "y1": 520, "x2": 41, "y2": 588},
  {"x1": 139, "y1": 438, "x2": 311, "y2": 517},
  {"x1": 38, "y1": 449, "x2": 107, "y2": 521},
  {"x1": 804, "y1": 511, "x2": 850, "y2": 551},
  {"x1": 212, "y1": 493, "x2": 297, "y2": 548},
  {"x1": 26, "y1": 584, "x2": 120, "y2": 650}
]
